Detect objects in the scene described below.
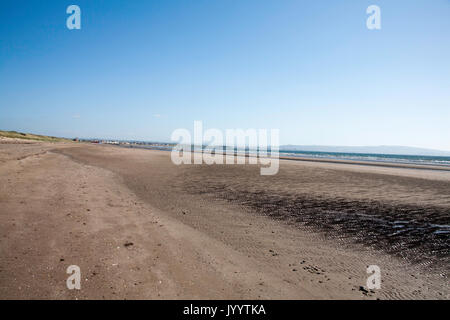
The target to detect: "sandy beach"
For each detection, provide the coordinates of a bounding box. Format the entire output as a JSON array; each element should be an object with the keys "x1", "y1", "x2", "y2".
[{"x1": 0, "y1": 139, "x2": 448, "y2": 299}]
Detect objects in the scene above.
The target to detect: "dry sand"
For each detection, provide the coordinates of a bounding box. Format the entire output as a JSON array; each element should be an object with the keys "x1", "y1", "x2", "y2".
[{"x1": 0, "y1": 139, "x2": 448, "y2": 299}]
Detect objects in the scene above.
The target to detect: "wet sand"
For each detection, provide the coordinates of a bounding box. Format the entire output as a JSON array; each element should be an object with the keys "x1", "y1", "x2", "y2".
[{"x1": 0, "y1": 140, "x2": 448, "y2": 299}]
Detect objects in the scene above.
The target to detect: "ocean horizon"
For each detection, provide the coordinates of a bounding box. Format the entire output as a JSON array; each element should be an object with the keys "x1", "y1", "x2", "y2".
[{"x1": 117, "y1": 142, "x2": 450, "y2": 167}]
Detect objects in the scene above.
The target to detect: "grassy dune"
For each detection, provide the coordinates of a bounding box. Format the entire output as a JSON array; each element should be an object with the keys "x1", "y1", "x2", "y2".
[{"x1": 0, "y1": 130, "x2": 70, "y2": 142}]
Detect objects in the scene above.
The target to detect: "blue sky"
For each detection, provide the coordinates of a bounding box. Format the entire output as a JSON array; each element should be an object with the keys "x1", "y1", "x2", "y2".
[{"x1": 1, "y1": 0, "x2": 449, "y2": 150}]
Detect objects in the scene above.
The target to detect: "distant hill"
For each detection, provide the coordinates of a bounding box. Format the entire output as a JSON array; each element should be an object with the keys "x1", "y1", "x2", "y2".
[
  {"x1": 0, "y1": 130, "x2": 70, "y2": 142},
  {"x1": 279, "y1": 145, "x2": 450, "y2": 157}
]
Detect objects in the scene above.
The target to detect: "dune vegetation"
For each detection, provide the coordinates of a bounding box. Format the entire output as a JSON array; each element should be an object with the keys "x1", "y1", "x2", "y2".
[{"x1": 0, "y1": 130, "x2": 70, "y2": 142}]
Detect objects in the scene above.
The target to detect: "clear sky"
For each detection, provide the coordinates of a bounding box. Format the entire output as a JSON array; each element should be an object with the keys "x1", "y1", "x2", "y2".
[{"x1": 1, "y1": 0, "x2": 449, "y2": 150}]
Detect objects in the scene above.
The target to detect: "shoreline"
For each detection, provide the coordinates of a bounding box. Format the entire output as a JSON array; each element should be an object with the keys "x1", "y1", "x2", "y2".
[{"x1": 118, "y1": 144, "x2": 450, "y2": 171}]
